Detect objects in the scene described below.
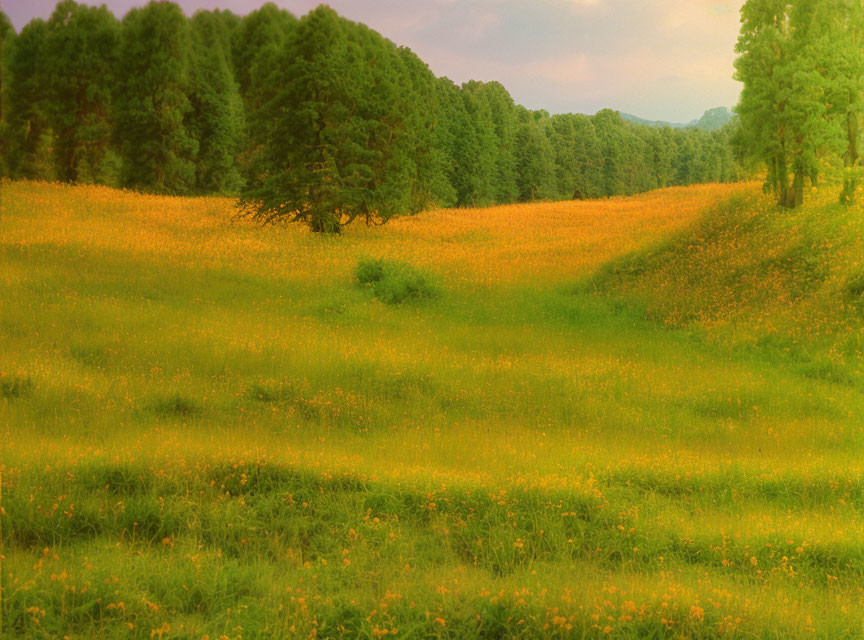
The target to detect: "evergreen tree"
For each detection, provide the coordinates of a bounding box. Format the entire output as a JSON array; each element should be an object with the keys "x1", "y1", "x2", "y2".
[
  {"x1": 592, "y1": 109, "x2": 625, "y2": 197},
  {"x1": 0, "y1": 11, "x2": 16, "y2": 177},
  {"x1": 433, "y1": 78, "x2": 477, "y2": 207},
  {"x1": 43, "y1": 1, "x2": 119, "y2": 183},
  {"x1": 4, "y1": 18, "x2": 53, "y2": 179},
  {"x1": 232, "y1": 4, "x2": 296, "y2": 183},
  {"x1": 460, "y1": 82, "x2": 499, "y2": 206},
  {"x1": 114, "y1": 1, "x2": 197, "y2": 193},
  {"x1": 231, "y1": 3, "x2": 295, "y2": 108},
  {"x1": 188, "y1": 10, "x2": 244, "y2": 193},
  {"x1": 240, "y1": 6, "x2": 428, "y2": 232},
  {"x1": 514, "y1": 108, "x2": 556, "y2": 201},
  {"x1": 396, "y1": 47, "x2": 453, "y2": 210}
]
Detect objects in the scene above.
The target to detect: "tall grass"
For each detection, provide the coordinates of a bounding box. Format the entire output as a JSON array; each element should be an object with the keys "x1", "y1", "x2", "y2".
[{"x1": 1, "y1": 180, "x2": 862, "y2": 638}]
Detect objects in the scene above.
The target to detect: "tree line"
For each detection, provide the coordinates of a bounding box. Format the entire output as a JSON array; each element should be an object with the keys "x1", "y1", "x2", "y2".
[
  {"x1": 735, "y1": 0, "x2": 864, "y2": 208},
  {"x1": 0, "y1": 2, "x2": 742, "y2": 231}
]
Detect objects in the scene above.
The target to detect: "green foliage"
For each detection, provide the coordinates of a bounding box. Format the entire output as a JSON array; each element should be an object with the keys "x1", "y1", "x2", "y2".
[
  {"x1": 188, "y1": 10, "x2": 244, "y2": 193},
  {"x1": 1, "y1": 1, "x2": 743, "y2": 217},
  {"x1": 0, "y1": 10, "x2": 15, "y2": 177},
  {"x1": 734, "y1": 0, "x2": 862, "y2": 208},
  {"x1": 239, "y1": 6, "x2": 436, "y2": 232},
  {"x1": 3, "y1": 18, "x2": 54, "y2": 180},
  {"x1": 43, "y1": 1, "x2": 119, "y2": 184},
  {"x1": 355, "y1": 258, "x2": 439, "y2": 304},
  {"x1": 113, "y1": 1, "x2": 197, "y2": 193},
  {"x1": 354, "y1": 257, "x2": 387, "y2": 285}
]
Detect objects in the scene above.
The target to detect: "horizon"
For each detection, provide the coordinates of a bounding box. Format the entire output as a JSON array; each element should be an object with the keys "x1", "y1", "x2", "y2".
[{"x1": 2, "y1": 0, "x2": 744, "y2": 124}]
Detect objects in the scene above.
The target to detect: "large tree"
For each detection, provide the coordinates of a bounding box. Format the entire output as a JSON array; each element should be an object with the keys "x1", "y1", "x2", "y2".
[
  {"x1": 734, "y1": 0, "x2": 839, "y2": 208},
  {"x1": 514, "y1": 108, "x2": 556, "y2": 202},
  {"x1": 188, "y1": 10, "x2": 244, "y2": 193},
  {"x1": 114, "y1": 1, "x2": 197, "y2": 193},
  {"x1": 239, "y1": 6, "x2": 430, "y2": 232},
  {"x1": 3, "y1": 18, "x2": 53, "y2": 179},
  {"x1": 43, "y1": 1, "x2": 119, "y2": 183},
  {"x1": 0, "y1": 11, "x2": 16, "y2": 177},
  {"x1": 808, "y1": 0, "x2": 864, "y2": 204}
]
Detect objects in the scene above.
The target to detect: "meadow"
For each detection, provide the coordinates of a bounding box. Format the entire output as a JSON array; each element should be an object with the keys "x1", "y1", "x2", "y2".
[{"x1": 2, "y1": 179, "x2": 864, "y2": 639}]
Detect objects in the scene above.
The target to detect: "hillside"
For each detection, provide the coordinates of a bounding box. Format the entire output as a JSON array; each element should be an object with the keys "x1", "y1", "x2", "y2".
[
  {"x1": 4, "y1": 181, "x2": 864, "y2": 639},
  {"x1": 592, "y1": 190, "x2": 864, "y2": 382},
  {"x1": 620, "y1": 106, "x2": 735, "y2": 131}
]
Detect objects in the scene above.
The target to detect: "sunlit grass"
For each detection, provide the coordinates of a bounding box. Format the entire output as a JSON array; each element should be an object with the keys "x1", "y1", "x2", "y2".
[{"x1": 2, "y1": 179, "x2": 863, "y2": 638}]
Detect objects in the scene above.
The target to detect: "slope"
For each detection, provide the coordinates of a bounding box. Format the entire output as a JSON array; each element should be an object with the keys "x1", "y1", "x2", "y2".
[{"x1": 591, "y1": 189, "x2": 864, "y2": 384}]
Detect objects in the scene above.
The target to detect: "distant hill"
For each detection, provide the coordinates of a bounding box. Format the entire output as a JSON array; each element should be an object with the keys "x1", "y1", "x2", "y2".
[{"x1": 620, "y1": 106, "x2": 735, "y2": 131}]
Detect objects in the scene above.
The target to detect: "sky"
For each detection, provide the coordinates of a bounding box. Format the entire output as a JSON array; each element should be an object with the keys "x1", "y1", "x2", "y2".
[{"x1": 2, "y1": 0, "x2": 745, "y2": 123}]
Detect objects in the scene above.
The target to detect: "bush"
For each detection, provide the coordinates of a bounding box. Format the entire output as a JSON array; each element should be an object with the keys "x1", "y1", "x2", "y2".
[
  {"x1": 354, "y1": 258, "x2": 439, "y2": 304},
  {"x1": 355, "y1": 258, "x2": 386, "y2": 285}
]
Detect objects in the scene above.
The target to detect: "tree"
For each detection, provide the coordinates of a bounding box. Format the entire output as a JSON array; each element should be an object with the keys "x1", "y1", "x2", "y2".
[
  {"x1": 396, "y1": 46, "x2": 453, "y2": 210},
  {"x1": 43, "y1": 1, "x2": 119, "y2": 183},
  {"x1": 592, "y1": 109, "x2": 626, "y2": 197},
  {"x1": 231, "y1": 3, "x2": 295, "y2": 109},
  {"x1": 239, "y1": 6, "x2": 429, "y2": 232},
  {"x1": 0, "y1": 10, "x2": 16, "y2": 177},
  {"x1": 433, "y1": 77, "x2": 477, "y2": 207},
  {"x1": 809, "y1": 0, "x2": 864, "y2": 204},
  {"x1": 114, "y1": 1, "x2": 197, "y2": 193},
  {"x1": 3, "y1": 18, "x2": 53, "y2": 179},
  {"x1": 734, "y1": 0, "x2": 838, "y2": 208},
  {"x1": 459, "y1": 82, "x2": 499, "y2": 206},
  {"x1": 188, "y1": 10, "x2": 244, "y2": 193},
  {"x1": 514, "y1": 108, "x2": 556, "y2": 201}
]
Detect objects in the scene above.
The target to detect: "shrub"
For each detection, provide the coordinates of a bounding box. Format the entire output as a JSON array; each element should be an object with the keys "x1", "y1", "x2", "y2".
[
  {"x1": 354, "y1": 258, "x2": 439, "y2": 304},
  {"x1": 355, "y1": 258, "x2": 386, "y2": 285}
]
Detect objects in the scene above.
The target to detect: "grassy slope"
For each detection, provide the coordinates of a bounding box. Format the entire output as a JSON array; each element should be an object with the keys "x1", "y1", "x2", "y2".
[
  {"x1": 592, "y1": 189, "x2": 864, "y2": 382},
  {"x1": 2, "y1": 180, "x2": 864, "y2": 639}
]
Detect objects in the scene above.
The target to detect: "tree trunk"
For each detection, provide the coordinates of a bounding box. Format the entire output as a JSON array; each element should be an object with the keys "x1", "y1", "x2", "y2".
[
  {"x1": 841, "y1": 108, "x2": 859, "y2": 206},
  {"x1": 775, "y1": 155, "x2": 793, "y2": 208},
  {"x1": 791, "y1": 167, "x2": 804, "y2": 208}
]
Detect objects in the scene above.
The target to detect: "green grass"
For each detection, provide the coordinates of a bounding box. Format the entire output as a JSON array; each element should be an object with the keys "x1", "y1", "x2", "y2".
[{"x1": 1, "y1": 180, "x2": 864, "y2": 638}]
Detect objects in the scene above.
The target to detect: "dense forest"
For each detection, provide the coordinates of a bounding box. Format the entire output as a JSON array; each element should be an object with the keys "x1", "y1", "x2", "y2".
[{"x1": 0, "y1": 2, "x2": 742, "y2": 230}]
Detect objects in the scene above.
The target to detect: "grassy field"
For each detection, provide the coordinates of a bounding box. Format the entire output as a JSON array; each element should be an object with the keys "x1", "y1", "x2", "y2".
[{"x1": 2, "y1": 179, "x2": 864, "y2": 639}]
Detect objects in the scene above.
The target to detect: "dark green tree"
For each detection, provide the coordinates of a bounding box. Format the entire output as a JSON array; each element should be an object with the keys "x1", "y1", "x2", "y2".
[
  {"x1": 231, "y1": 3, "x2": 295, "y2": 108},
  {"x1": 433, "y1": 78, "x2": 478, "y2": 207},
  {"x1": 396, "y1": 47, "x2": 454, "y2": 210},
  {"x1": 514, "y1": 108, "x2": 556, "y2": 201},
  {"x1": 232, "y1": 4, "x2": 296, "y2": 184},
  {"x1": 0, "y1": 10, "x2": 16, "y2": 177},
  {"x1": 4, "y1": 18, "x2": 53, "y2": 179},
  {"x1": 43, "y1": 1, "x2": 119, "y2": 183},
  {"x1": 114, "y1": 1, "x2": 197, "y2": 193},
  {"x1": 188, "y1": 10, "x2": 244, "y2": 193},
  {"x1": 240, "y1": 6, "x2": 428, "y2": 232}
]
